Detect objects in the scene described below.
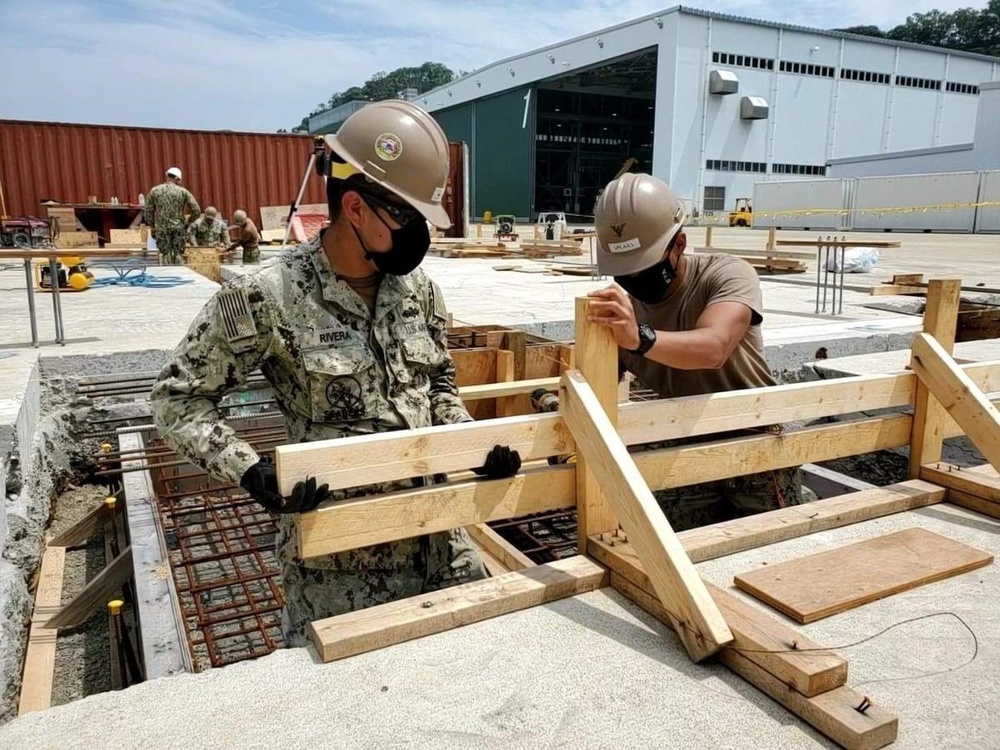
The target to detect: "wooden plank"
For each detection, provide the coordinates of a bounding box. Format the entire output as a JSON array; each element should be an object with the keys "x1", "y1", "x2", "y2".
[
  {"x1": 910, "y1": 331, "x2": 1000, "y2": 471},
  {"x1": 54, "y1": 231, "x2": 99, "y2": 249},
  {"x1": 459, "y1": 376, "x2": 560, "y2": 402},
  {"x1": 451, "y1": 349, "x2": 499, "y2": 386},
  {"x1": 298, "y1": 466, "x2": 575, "y2": 559},
  {"x1": 909, "y1": 279, "x2": 962, "y2": 477},
  {"x1": 276, "y1": 413, "x2": 570, "y2": 496},
  {"x1": 734, "y1": 528, "x2": 993, "y2": 624},
  {"x1": 948, "y1": 489, "x2": 1000, "y2": 519},
  {"x1": 471, "y1": 541, "x2": 510, "y2": 576},
  {"x1": 562, "y1": 369, "x2": 731, "y2": 662},
  {"x1": 869, "y1": 284, "x2": 929, "y2": 296},
  {"x1": 308, "y1": 556, "x2": 608, "y2": 662},
  {"x1": 466, "y1": 523, "x2": 536, "y2": 571},
  {"x1": 18, "y1": 545, "x2": 66, "y2": 716},
  {"x1": 573, "y1": 297, "x2": 619, "y2": 547},
  {"x1": 49, "y1": 500, "x2": 107, "y2": 548},
  {"x1": 109, "y1": 228, "x2": 147, "y2": 244},
  {"x1": 610, "y1": 573, "x2": 847, "y2": 698},
  {"x1": 45, "y1": 547, "x2": 133, "y2": 630},
  {"x1": 593, "y1": 539, "x2": 847, "y2": 698},
  {"x1": 618, "y1": 363, "x2": 1000, "y2": 445},
  {"x1": 676, "y1": 480, "x2": 946, "y2": 563},
  {"x1": 721, "y1": 649, "x2": 898, "y2": 750},
  {"x1": 921, "y1": 462, "x2": 1000, "y2": 503},
  {"x1": 495, "y1": 349, "x2": 517, "y2": 418}
]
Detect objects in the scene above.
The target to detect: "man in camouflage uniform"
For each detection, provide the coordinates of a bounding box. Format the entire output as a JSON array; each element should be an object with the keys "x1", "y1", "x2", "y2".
[
  {"x1": 188, "y1": 206, "x2": 229, "y2": 247},
  {"x1": 144, "y1": 167, "x2": 201, "y2": 265},
  {"x1": 226, "y1": 209, "x2": 261, "y2": 264},
  {"x1": 150, "y1": 100, "x2": 520, "y2": 647}
]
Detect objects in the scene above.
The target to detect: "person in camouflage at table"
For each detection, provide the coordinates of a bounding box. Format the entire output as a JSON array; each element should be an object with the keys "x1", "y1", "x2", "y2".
[
  {"x1": 150, "y1": 100, "x2": 521, "y2": 647},
  {"x1": 144, "y1": 167, "x2": 201, "y2": 265},
  {"x1": 188, "y1": 206, "x2": 229, "y2": 247}
]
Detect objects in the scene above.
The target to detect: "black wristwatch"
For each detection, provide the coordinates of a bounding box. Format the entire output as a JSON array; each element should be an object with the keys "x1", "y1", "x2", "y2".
[{"x1": 629, "y1": 324, "x2": 657, "y2": 356}]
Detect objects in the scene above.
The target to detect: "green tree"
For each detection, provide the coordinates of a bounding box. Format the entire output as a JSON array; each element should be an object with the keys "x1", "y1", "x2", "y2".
[
  {"x1": 296, "y1": 61, "x2": 456, "y2": 130},
  {"x1": 836, "y1": 1, "x2": 1000, "y2": 57}
]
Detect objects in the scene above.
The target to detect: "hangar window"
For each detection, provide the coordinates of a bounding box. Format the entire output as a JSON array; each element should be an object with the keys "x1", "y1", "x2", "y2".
[
  {"x1": 704, "y1": 186, "x2": 726, "y2": 212},
  {"x1": 946, "y1": 81, "x2": 979, "y2": 95},
  {"x1": 772, "y1": 163, "x2": 828, "y2": 176},
  {"x1": 779, "y1": 60, "x2": 835, "y2": 78},
  {"x1": 841, "y1": 68, "x2": 890, "y2": 85},
  {"x1": 705, "y1": 159, "x2": 767, "y2": 173},
  {"x1": 712, "y1": 50, "x2": 775, "y2": 71},
  {"x1": 895, "y1": 74, "x2": 941, "y2": 90}
]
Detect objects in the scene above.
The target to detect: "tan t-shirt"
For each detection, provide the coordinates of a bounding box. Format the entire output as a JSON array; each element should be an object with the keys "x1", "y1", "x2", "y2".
[{"x1": 620, "y1": 253, "x2": 774, "y2": 399}]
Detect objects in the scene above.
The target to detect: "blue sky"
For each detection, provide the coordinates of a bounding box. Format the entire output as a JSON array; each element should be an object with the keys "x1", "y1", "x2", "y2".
[{"x1": 0, "y1": 0, "x2": 979, "y2": 132}]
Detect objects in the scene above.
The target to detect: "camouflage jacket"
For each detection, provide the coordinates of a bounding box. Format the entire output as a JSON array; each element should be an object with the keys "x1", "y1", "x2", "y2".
[
  {"x1": 188, "y1": 217, "x2": 229, "y2": 247},
  {"x1": 150, "y1": 234, "x2": 472, "y2": 570},
  {"x1": 144, "y1": 181, "x2": 201, "y2": 231}
]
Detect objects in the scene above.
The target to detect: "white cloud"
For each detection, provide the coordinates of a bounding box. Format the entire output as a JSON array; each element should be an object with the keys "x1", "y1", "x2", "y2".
[{"x1": 0, "y1": 0, "x2": 989, "y2": 131}]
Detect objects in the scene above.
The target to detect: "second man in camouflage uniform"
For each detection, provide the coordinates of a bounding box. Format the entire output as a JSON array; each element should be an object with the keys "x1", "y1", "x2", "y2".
[
  {"x1": 188, "y1": 206, "x2": 229, "y2": 247},
  {"x1": 150, "y1": 101, "x2": 521, "y2": 647},
  {"x1": 144, "y1": 166, "x2": 200, "y2": 265}
]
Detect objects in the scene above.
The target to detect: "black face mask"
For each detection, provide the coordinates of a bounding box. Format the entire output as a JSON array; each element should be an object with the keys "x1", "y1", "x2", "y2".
[
  {"x1": 615, "y1": 254, "x2": 677, "y2": 304},
  {"x1": 353, "y1": 207, "x2": 431, "y2": 277}
]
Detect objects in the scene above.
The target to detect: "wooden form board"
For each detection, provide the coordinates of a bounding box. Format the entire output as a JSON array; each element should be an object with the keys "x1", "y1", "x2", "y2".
[
  {"x1": 466, "y1": 523, "x2": 536, "y2": 571},
  {"x1": 18, "y1": 545, "x2": 65, "y2": 716},
  {"x1": 922, "y1": 462, "x2": 1000, "y2": 519},
  {"x1": 734, "y1": 528, "x2": 993, "y2": 624},
  {"x1": 589, "y1": 539, "x2": 897, "y2": 750},
  {"x1": 45, "y1": 547, "x2": 133, "y2": 630},
  {"x1": 309, "y1": 556, "x2": 607, "y2": 662},
  {"x1": 561, "y1": 369, "x2": 732, "y2": 662}
]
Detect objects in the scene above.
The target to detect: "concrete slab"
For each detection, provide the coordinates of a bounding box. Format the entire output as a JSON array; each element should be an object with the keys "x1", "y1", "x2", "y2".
[
  {"x1": 1, "y1": 505, "x2": 996, "y2": 747},
  {"x1": 808, "y1": 339, "x2": 1000, "y2": 379}
]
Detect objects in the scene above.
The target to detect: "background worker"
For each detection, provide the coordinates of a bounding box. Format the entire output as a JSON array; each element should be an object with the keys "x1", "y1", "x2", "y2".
[
  {"x1": 227, "y1": 209, "x2": 261, "y2": 264},
  {"x1": 150, "y1": 100, "x2": 520, "y2": 647},
  {"x1": 188, "y1": 206, "x2": 229, "y2": 247},
  {"x1": 144, "y1": 167, "x2": 200, "y2": 265}
]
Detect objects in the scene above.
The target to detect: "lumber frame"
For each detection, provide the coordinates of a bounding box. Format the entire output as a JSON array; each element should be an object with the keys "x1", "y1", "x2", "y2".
[
  {"x1": 466, "y1": 523, "x2": 536, "y2": 571},
  {"x1": 561, "y1": 369, "x2": 732, "y2": 662},
  {"x1": 309, "y1": 556, "x2": 607, "y2": 662},
  {"x1": 276, "y1": 361, "x2": 1000, "y2": 495},
  {"x1": 910, "y1": 332, "x2": 1000, "y2": 470},
  {"x1": 921, "y1": 462, "x2": 1000, "y2": 518},
  {"x1": 908, "y1": 279, "x2": 961, "y2": 477}
]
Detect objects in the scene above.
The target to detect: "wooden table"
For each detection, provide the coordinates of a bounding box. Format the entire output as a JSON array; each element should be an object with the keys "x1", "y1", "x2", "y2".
[
  {"x1": 0, "y1": 248, "x2": 150, "y2": 347},
  {"x1": 777, "y1": 238, "x2": 902, "y2": 315}
]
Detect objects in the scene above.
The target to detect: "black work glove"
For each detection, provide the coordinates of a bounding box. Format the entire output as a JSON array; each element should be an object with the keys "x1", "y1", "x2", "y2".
[
  {"x1": 472, "y1": 445, "x2": 522, "y2": 480},
  {"x1": 239, "y1": 456, "x2": 329, "y2": 514}
]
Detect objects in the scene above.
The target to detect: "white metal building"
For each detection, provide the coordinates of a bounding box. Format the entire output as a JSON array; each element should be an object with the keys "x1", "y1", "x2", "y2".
[{"x1": 419, "y1": 5, "x2": 1000, "y2": 220}]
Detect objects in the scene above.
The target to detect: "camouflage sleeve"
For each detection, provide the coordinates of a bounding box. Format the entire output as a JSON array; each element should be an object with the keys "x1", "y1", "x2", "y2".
[
  {"x1": 425, "y1": 279, "x2": 472, "y2": 425},
  {"x1": 185, "y1": 189, "x2": 201, "y2": 225},
  {"x1": 143, "y1": 187, "x2": 157, "y2": 227},
  {"x1": 150, "y1": 279, "x2": 272, "y2": 484}
]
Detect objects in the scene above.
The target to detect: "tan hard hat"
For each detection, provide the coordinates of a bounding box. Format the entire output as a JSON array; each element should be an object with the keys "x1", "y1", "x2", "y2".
[
  {"x1": 325, "y1": 100, "x2": 452, "y2": 229},
  {"x1": 204, "y1": 206, "x2": 217, "y2": 218},
  {"x1": 594, "y1": 173, "x2": 686, "y2": 276},
  {"x1": 233, "y1": 209, "x2": 247, "y2": 224}
]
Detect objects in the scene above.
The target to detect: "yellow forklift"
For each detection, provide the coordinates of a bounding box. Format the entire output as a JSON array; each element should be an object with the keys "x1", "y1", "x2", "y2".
[{"x1": 728, "y1": 197, "x2": 753, "y2": 227}]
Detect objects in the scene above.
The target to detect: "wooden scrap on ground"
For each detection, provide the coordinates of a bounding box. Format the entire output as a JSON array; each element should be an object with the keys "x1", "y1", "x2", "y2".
[{"x1": 733, "y1": 528, "x2": 993, "y2": 624}]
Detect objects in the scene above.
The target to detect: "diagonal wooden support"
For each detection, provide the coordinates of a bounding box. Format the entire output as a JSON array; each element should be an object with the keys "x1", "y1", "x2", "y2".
[
  {"x1": 908, "y1": 278, "x2": 961, "y2": 477},
  {"x1": 561, "y1": 369, "x2": 733, "y2": 662},
  {"x1": 910, "y1": 331, "x2": 1000, "y2": 471},
  {"x1": 466, "y1": 523, "x2": 536, "y2": 571},
  {"x1": 309, "y1": 555, "x2": 607, "y2": 662},
  {"x1": 45, "y1": 547, "x2": 133, "y2": 630},
  {"x1": 49, "y1": 499, "x2": 109, "y2": 548}
]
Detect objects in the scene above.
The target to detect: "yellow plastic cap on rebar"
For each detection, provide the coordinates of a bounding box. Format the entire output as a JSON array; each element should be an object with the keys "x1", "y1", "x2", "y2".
[
  {"x1": 101, "y1": 443, "x2": 112, "y2": 453},
  {"x1": 108, "y1": 599, "x2": 124, "y2": 615},
  {"x1": 104, "y1": 496, "x2": 116, "y2": 509}
]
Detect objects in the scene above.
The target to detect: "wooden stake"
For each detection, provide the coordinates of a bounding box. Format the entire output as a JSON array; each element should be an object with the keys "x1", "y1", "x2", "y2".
[
  {"x1": 573, "y1": 296, "x2": 619, "y2": 550},
  {"x1": 909, "y1": 278, "x2": 961, "y2": 477}
]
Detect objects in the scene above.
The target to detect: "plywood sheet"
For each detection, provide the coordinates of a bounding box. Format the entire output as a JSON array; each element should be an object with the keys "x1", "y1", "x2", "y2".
[{"x1": 734, "y1": 528, "x2": 993, "y2": 624}]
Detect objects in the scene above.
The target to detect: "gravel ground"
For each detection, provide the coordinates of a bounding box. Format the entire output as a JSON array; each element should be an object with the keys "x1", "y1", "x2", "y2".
[{"x1": 46, "y1": 484, "x2": 137, "y2": 707}]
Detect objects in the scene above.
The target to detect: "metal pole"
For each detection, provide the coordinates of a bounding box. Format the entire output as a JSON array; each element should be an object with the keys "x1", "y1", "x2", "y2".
[
  {"x1": 281, "y1": 153, "x2": 317, "y2": 249},
  {"x1": 814, "y1": 238, "x2": 822, "y2": 314},
  {"x1": 24, "y1": 258, "x2": 39, "y2": 347},
  {"x1": 821, "y1": 237, "x2": 830, "y2": 313},
  {"x1": 48, "y1": 257, "x2": 65, "y2": 344},
  {"x1": 838, "y1": 238, "x2": 847, "y2": 315}
]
